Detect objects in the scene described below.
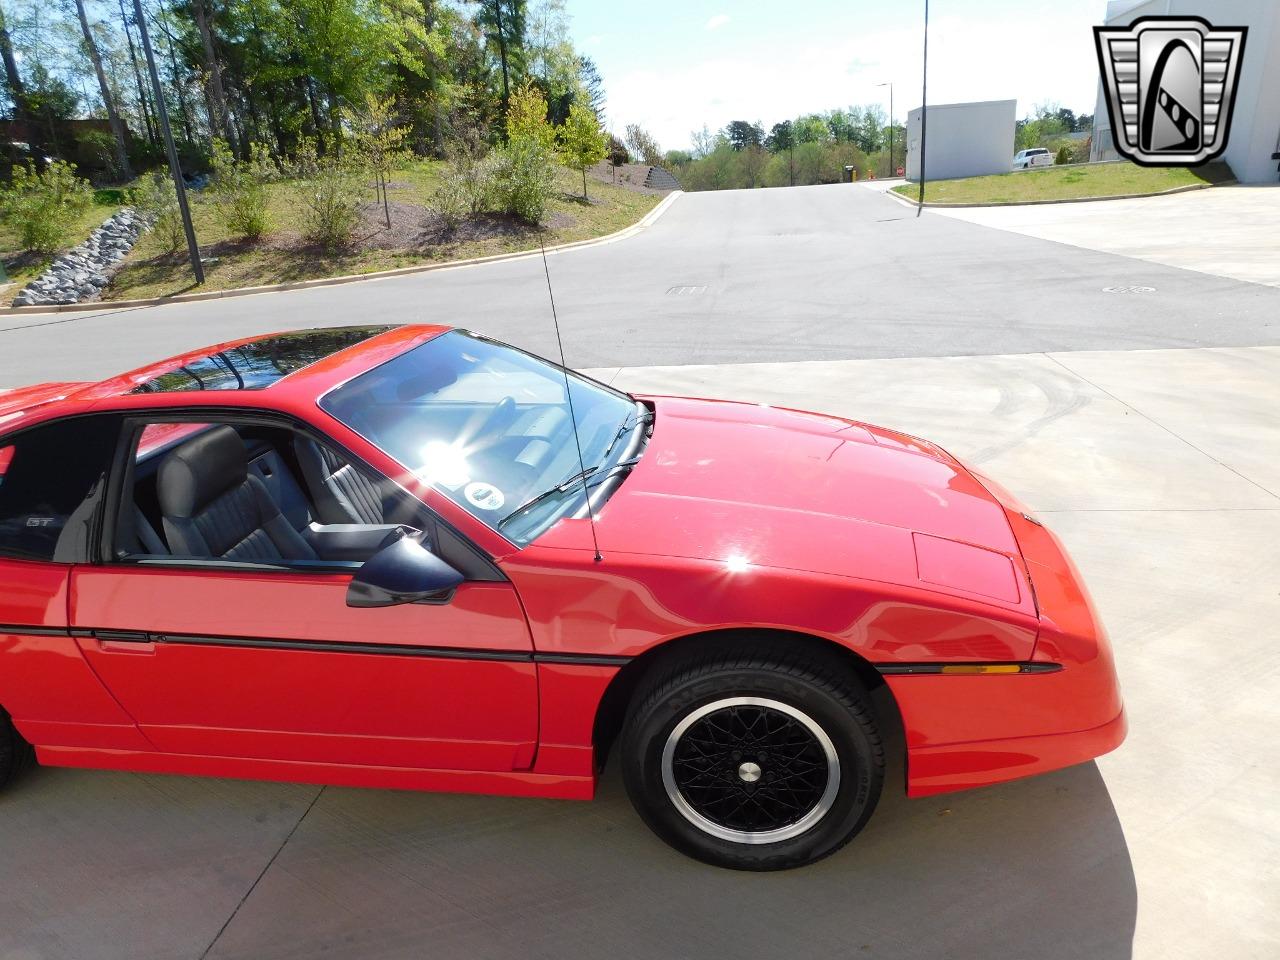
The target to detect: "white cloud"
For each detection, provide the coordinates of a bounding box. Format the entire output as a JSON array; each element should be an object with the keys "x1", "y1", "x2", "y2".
[{"x1": 705, "y1": 14, "x2": 730, "y2": 31}]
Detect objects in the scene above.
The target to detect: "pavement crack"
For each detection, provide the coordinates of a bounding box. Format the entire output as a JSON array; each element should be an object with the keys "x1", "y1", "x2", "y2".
[
  {"x1": 198, "y1": 786, "x2": 326, "y2": 960},
  {"x1": 1044, "y1": 352, "x2": 1280, "y2": 503}
]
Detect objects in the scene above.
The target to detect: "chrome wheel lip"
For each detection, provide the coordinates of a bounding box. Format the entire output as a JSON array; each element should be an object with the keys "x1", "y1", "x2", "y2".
[{"x1": 661, "y1": 696, "x2": 841, "y2": 845}]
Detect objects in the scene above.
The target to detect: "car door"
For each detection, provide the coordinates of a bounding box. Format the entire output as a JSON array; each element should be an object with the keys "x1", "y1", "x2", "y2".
[
  {"x1": 70, "y1": 415, "x2": 540, "y2": 773},
  {"x1": 0, "y1": 414, "x2": 153, "y2": 754}
]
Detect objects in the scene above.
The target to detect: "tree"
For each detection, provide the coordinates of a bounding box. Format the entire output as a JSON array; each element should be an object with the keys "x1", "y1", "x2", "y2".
[
  {"x1": 497, "y1": 81, "x2": 554, "y2": 222},
  {"x1": 690, "y1": 123, "x2": 716, "y2": 159},
  {"x1": 724, "y1": 119, "x2": 762, "y2": 151},
  {"x1": 526, "y1": 0, "x2": 574, "y2": 123},
  {"x1": 190, "y1": 0, "x2": 235, "y2": 151},
  {"x1": 827, "y1": 108, "x2": 856, "y2": 143},
  {"x1": 624, "y1": 122, "x2": 662, "y2": 166},
  {"x1": 741, "y1": 143, "x2": 765, "y2": 187},
  {"x1": 0, "y1": 2, "x2": 37, "y2": 159},
  {"x1": 577, "y1": 55, "x2": 604, "y2": 118},
  {"x1": 475, "y1": 0, "x2": 526, "y2": 118},
  {"x1": 348, "y1": 91, "x2": 408, "y2": 227},
  {"x1": 765, "y1": 120, "x2": 791, "y2": 152},
  {"x1": 558, "y1": 99, "x2": 604, "y2": 198},
  {"x1": 72, "y1": 0, "x2": 132, "y2": 178},
  {"x1": 506, "y1": 79, "x2": 553, "y2": 149},
  {"x1": 606, "y1": 131, "x2": 626, "y2": 180},
  {"x1": 792, "y1": 114, "x2": 829, "y2": 145},
  {"x1": 115, "y1": 0, "x2": 156, "y2": 144},
  {"x1": 854, "y1": 106, "x2": 884, "y2": 153}
]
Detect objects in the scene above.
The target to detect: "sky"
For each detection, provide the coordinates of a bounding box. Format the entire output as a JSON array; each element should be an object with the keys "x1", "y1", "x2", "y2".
[{"x1": 568, "y1": 0, "x2": 1111, "y2": 150}]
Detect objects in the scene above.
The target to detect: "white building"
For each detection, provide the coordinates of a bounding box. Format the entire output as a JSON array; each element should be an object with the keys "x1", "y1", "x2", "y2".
[
  {"x1": 1091, "y1": 0, "x2": 1280, "y2": 183},
  {"x1": 905, "y1": 100, "x2": 1017, "y2": 182}
]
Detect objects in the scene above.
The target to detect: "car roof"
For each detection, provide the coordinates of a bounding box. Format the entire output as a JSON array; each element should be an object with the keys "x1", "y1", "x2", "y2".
[
  {"x1": 82, "y1": 324, "x2": 450, "y2": 402},
  {"x1": 1, "y1": 324, "x2": 452, "y2": 429}
]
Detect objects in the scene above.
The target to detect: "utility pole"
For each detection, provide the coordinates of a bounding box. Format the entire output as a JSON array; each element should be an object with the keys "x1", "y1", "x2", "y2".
[
  {"x1": 788, "y1": 119, "x2": 795, "y2": 187},
  {"x1": 132, "y1": 0, "x2": 203, "y2": 283},
  {"x1": 917, "y1": 0, "x2": 930, "y2": 217},
  {"x1": 876, "y1": 81, "x2": 894, "y2": 176}
]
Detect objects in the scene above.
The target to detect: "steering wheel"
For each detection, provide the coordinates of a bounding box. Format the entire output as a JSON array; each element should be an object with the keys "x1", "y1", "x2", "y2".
[{"x1": 476, "y1": 396, "x2": 519, "y2": 442}]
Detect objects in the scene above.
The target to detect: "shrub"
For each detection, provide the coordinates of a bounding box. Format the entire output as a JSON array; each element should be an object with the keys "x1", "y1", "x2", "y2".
[
  {"x1": 432, "y1": 175, "x2": 468, "y2": 231},
  {"x1": 209, "y1": 140, "x2": 275, "y2": 241},
  {"x1": 292, "y1": 139, "x2": 362, "y2": 250},
  {"x1": 493, "y1": 137, "x2": 556, "y2": 225},
  {"x1": 1055, "y1": 145, "x2": 1072, "y2": 166},
  {"x1": 0, "y1": 160, "x2": 94, "y2": 253},
  {"x1": 77, "y1": 129, "x2": 123, "y2": 180},
  {"x1": 131, "y1": 171, "x2": 184, "y2": 253},
  {"x1": 433, "y1": 151, "x2": 499, "y2": 228}
]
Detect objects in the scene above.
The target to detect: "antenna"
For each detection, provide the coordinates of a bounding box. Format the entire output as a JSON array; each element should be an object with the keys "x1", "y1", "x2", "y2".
[{"x1": 538, "y1": 230, "x2": 603, "y2": 562}]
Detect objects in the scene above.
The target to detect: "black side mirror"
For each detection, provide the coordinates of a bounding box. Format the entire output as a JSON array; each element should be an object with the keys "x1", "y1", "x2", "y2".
[{"x1": 346, "y1": 534, "x2": 465, "y2": 608}]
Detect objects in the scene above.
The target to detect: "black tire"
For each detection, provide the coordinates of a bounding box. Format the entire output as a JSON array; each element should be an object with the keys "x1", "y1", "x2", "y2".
[
  {"x1": 621, "y1": 641, "x2": 884, "y2": 871},
  {"x1": 0, "y1": 707, "x2": 33, "y2": 791}
]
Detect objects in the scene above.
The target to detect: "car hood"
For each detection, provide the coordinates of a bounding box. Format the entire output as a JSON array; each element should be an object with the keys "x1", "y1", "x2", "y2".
[{"x1": 539, "y1": 396, "x2": 1028, "y2": 610}]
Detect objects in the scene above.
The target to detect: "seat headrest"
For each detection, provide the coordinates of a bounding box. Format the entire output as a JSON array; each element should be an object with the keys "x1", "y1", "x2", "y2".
[{"x1": 158, "y1": 425, "x2": 249, "y2": 519}]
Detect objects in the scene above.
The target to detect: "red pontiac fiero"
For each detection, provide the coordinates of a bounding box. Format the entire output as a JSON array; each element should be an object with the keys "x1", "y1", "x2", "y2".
[{"x1": 0, "y1": 325, "x2": 1124, "y2": 870}]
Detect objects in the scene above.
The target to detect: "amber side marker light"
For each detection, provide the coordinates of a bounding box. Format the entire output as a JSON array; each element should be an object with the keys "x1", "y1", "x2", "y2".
[
  {"x1": 876, "y1": 662, "x2": 1061, "y2": 676},
  {"x1": 941, "y1": 664, "x2": 1029, "y2": 675}
]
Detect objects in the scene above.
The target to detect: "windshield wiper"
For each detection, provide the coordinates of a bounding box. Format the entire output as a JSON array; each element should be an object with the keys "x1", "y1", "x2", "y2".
[
  {"x1": 599, "y1": 407, "x2": 653, "y2": 464},
  {"x1": 498, "y1": 457, "x2": 640, "y2": 531}
]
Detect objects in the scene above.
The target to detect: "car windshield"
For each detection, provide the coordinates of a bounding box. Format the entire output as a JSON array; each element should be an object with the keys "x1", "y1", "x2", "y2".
[{"x1": 319, "y1": 331, "x2": 642, "y2": 545}]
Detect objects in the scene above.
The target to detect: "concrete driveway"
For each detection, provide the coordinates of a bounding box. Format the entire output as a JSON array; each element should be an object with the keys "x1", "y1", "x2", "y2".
[
  {"x1": 2, "y1": 184, "x2": 1278, "y2": 960},
  {"x1": 931, "y1": 183, "x2": 1280, "y2": 288}
]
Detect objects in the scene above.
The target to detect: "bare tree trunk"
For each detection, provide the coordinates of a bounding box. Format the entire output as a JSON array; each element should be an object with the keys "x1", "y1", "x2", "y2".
[
  {"x1": 157, "y1": 2, "x2": 195, "y2": 143},
  {"x1": 492, "y1": 0, "x2": 510, "y2": 119},
  {"x1": 192, "y1": 0, "x2": 233, "y2": 150},
  {"x1": 73, "y1": 0, "x2": 133, "y2": 179},
  {"x1": 304, "y1": 77, "x2": 325, "y2": 149},
  {"x1": 0, "y1": 3, "x2": 39, "y2": 162},
  {"x1": 117, "y1": 0, "x2": 157, "y2": 144}
]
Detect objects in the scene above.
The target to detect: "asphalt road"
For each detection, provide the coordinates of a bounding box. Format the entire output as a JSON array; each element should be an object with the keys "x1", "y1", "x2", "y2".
[{"x1": 1, "y1": 182, "x2": 1278, "y2": 385}]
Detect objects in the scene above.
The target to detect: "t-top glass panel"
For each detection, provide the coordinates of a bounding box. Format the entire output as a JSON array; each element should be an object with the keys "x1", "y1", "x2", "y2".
[{"x1": 130, "y1": 326, "x2": 396, "y2": 394}]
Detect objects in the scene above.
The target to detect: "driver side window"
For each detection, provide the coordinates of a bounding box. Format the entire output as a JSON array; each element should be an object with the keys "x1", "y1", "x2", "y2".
[{"x1": 118, "y1": 419, "x2": 411, "y2": 567}]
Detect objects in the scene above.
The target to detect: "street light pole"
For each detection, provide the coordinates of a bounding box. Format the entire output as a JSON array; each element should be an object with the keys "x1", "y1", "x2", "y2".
[
  {"x1": 131, "y1": 0, "x2": 203, "y2": 284},
  {"x1": 918, "y1": 0, "x2": 930, "y2": 217},
  {"x1": 876, "y1": 81, "x2": 894, "y2": 176}
]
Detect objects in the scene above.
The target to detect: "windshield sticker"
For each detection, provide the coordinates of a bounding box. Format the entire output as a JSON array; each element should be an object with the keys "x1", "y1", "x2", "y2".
[{"x1": 464, "y1": 481, "x2": 505, "y2": 511}]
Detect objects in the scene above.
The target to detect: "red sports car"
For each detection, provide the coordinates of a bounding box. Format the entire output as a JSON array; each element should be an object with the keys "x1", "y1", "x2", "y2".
[{"x1": 0, "y1": 325, "x2": 1124, "y2": 870}]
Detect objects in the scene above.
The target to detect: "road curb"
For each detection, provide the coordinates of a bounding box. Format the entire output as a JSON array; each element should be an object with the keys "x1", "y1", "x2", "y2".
[
  {"x1": 884, "y1": 180, "x2": 1225, "y2": 209},
  {"x1": 0, "y1": 191, "x2": 684, "y2": 317}
]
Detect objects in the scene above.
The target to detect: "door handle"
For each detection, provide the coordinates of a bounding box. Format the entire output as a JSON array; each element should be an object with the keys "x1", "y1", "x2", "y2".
[{"x1": 90, "y1": 630, "x2": 157, "y2": 654}]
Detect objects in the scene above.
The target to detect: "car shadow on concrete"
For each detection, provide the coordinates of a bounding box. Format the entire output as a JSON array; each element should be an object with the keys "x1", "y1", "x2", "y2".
[
  {"x1": 1, "y1": 755, "x2": 1136, "y2": 960},
  {"x1": 193, "y1": 760, "x2": 1135, "y2": 960}
]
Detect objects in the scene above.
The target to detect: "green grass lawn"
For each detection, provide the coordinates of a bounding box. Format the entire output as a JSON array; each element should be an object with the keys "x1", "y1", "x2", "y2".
[
  {"x1": 0, "y1": 189, "x2": 125, "y2": 299},
  {"x1": 102, "y1": 160, "x2": 660, "y2": 302},
  {"x1": 891, "y1": 161, "x2": 1234, "y2": 205}
]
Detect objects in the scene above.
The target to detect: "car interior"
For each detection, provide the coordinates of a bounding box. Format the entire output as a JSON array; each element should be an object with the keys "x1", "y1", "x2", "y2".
[{"x1": 115, "y1": 421, "x2": 498, "y2": 579}]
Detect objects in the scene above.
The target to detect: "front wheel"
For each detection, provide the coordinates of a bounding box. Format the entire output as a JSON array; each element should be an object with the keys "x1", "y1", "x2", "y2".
[{"x1": 621, "y1": 645, "x2": 884, "y2": 870}]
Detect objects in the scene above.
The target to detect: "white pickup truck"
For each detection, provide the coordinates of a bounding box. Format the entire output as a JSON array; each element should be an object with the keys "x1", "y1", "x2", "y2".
[{"x1": 1013, "y1": 147, "x2": 1054, "y2": 170}]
